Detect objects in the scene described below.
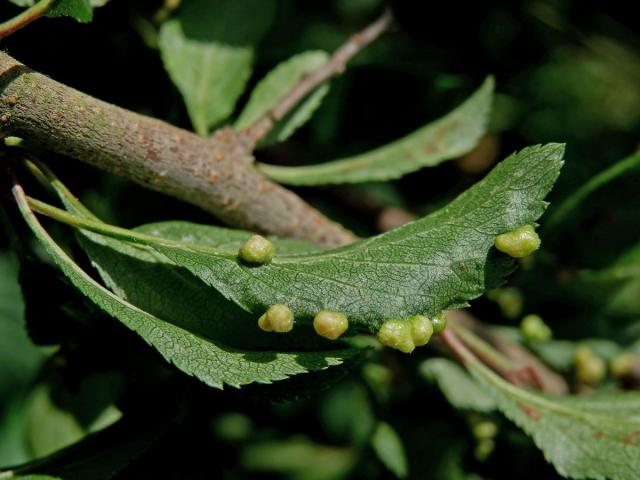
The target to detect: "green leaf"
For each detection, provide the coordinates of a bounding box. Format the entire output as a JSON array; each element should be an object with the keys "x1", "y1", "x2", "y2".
[
  {"x1": 468, "y1": 356, "x2": 640, "y2": 480},
  {"x1": 371, "y1": 422, "x2": 408, "y2": 479},
  {"x1": 76, "y1": 221, "x2": 341, "y2": 351},
  {"x1": 47, "y1": 0, "x2": 93, "y2": 22},
  {"x1": 546, "y1": 151, "x2": 640, "y2": 229},
  {"x1": 158, "y1": 0, "x2": 276, "y2": 135},
  {"x1": 420, "y1": 358, "x2": 496, "y2": 412},
  {"x1": 235, "y1": 51, "x2": 330, "y2": 146},
  {"x1": 0, "y1": 252, "x2": 44, "y2": 398},
  {"x1": 14, "y1": 191, "x2": 357, "y2": 389},
  {"x1": 257, "y1": 76, "x2": 495, "y2": 185},
  {"x1": 150, "y1": 144, "x2": 564, "y2": 332}
]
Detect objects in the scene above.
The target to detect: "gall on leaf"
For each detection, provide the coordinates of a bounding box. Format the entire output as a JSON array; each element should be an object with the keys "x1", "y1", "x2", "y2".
[
  {"x1": 313, "y1": 310, "x2": 349, "y2": 340},
  {"x1": 494, "y1": 224, "x2": 541, "y2": 258},
  {"x1": 258, "y1": 304, "x2": 294, "y2": 333},
  {"x1": 238, "y1": 234, "x2": 276, "y2": 264}
]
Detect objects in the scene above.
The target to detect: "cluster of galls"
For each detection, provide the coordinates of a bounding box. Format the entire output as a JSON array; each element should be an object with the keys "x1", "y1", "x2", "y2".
[
  {"x1": 376, "y1": 313, "x2": 446, "y2": 353},
  {"x1": 239, "y1": 234, "x2": 448, "y2": 349}
]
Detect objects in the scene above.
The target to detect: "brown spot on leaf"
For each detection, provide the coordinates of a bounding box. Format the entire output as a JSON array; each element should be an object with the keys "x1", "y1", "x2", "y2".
[
  {"x1": 620, "y1": 431, "x2": 640, "y2": 445},
  {"x1": 519, "y1": 403, "x2": 541, "y2": 420}
]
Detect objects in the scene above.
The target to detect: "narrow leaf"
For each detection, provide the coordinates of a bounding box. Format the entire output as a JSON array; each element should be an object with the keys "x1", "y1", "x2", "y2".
[
  {"x1": 14, "y1": 188, "x2": 356, "y2": 389},
  {"x1": 151, "y1": 144, "x2": 563, "y2": 332},
  {"x1": 468, "y1": 357, "x2": 640, "y2": 480},
  {"x1": 158, "y1": 0, "x2": 276, "y2": 135},
  {"x1": 371, "y1": 422, "x2": 408, "y2": 479},
  {"x1": 235, "y1": 51, "x2": 330, "y2": 146},
  {"x1": 258, "y1": 76, "x2": 495, "y2": 185},
  {"x1": 420, "y1": 358, "x2": 496, "y2": 412}
]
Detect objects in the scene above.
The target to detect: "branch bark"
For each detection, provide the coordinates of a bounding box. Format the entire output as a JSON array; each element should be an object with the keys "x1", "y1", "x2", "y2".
[{"x1": 0, "y1": 52, "x2": 356, "y2": 247}]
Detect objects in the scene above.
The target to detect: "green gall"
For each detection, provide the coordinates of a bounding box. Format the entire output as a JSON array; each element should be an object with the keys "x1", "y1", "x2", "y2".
[
  {"x1": 4, "y1": 136, "x2": 23, "y2": 147},
  {"x1": 488, "y1": 287, "x2": 524, "y2": 319},
  {"x1": 238, "y1": 234, "x2": 275, "y2": 264},
  {"x1": 431, "y1": 312, "x2": 447, "y2": 334},
  {"x1": 473, "y1": 420, "x2": 498, "y2": 440},
  {"x1": 610, "y1": 352, "x2": 639, "y2": 379},
  {"x1": 377, "y1": 319, "x2": 415, "y2": 353},
  {"x1": 313, "y1": 310, "x2": 349, "y2": 340},
  {"x1": 494, "y1": 224, "x2": 541, "y2": 258},
  {"x1": 520, "y1": 314, "x2": 552, "y2": 342},
  {"x1": 574, "y1": 345, "x2": 606, "y2": 386},
  {"x1": 409, "y1": 315, "x2": 433, "y2": 346},
  {"x1": 474, "y1": 439, "x2": 495, "y2": 462},
  {"x1": 258, "y1": 304, "x2": 294, "y2": 333},
  {"x1": 257, "y1": 313, "x2": 272, "y2": 332}
]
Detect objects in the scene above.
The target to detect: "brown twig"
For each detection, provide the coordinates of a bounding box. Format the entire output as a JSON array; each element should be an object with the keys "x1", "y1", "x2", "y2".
[
  {"x1": 0, "y1": 0, "x2": 56, "y2": 39},
  {"x1": 445, "y1": 310, "x2": 568, "y2": 394},
  {"x1": 0, "y1": 52, "x2": 356, "y2": 247},
  {"x1": 243, "y1": 9, "x2": 394, "y2": 146}
]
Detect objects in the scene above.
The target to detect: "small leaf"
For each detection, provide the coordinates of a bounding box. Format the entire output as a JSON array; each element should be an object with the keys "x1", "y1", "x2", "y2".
[
  {"x1": 258, "y1": 76, "x2": 495, "y2": 185},
  {"x1": 150, "y1": 144, "x2": 564, "y2": 332},
  {"x1": 14, "y1": 191, "x2": 357, "y2": 389},
  {"x1": 158, "y1": 0, "x2": 276, "y2": 135},
  {"x1": 235, "y1": 51, "x2": 330, "y2": 146},
  {"x1": 420, "y1": 358, "x2": 496, "y2": 412},
  {"x1": 468, "y1": 356, "x2": 640, "y2": 480},
  {"x1": 371, "y1": 422, "x2": 408, "y2": 479},
  {"x1": 47, "y1": 0, "x2": 93, "y2": 23}
]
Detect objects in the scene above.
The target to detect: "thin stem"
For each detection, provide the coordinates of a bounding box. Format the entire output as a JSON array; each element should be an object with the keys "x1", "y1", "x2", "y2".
[
  {"x1": 24, "y1": 158, "x2": 100, "y2": 220},
  {"x1": 24, "y1": 194, "x2": 237, "y2": 259},
  {"x1": 0, "y1": 0, "x2": 56, "y2": 39},
  {"x1": 440, "y1": 327, "x2": 477, "y2": 365},
  {"x1": 243, "y1": 9, "x2": 393, "y2": 145},
  {"x1": 450, "y1": 323, "x2": 514, "y2": 372}
]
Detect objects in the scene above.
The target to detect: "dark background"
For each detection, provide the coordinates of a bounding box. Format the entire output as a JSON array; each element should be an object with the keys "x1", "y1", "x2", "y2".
[{"x1": 0, "y1": 1, "x2": 639, "y2": 478}]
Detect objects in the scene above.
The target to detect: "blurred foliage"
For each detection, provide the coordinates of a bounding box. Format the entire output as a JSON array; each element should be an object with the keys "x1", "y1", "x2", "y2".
[{"x1": 1, "y1": 0, "x2": 640, "y2": 478}]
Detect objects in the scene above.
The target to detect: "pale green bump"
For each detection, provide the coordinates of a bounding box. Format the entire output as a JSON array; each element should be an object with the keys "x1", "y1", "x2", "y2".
[
  {"x1": 377, "y1": 319, "x2": 415, "y2": 353},
  {"x1": 494, "y1": 224, "x2": 541, "y2": 258},
  {"x1": 574, "y1": 345, "x2": 606, "y2": 385},
  {"x1": 238, "y1": 234, "x2": 276, "y2": 264},
  {"x1": 259, "y1": 304, "x2": 294, "y2": 333},
  {"x1": 610, "y1": 352, "x2": 638, "y2": 379},
  {"x1": 313, "y1": 310, "x2": 349, "y2": 340},
  {"x1": 520, "y1": 314, "x2": 552, "y2": 342},
  {"x1": 409, "y1": 315, "x2": 433, "y2": 346},
  {"x1": 431, "y1": 311, "x2": 448, "y2": 334},
  {"x1": 4, "y1": 136, "x2": 23, "y2": 147},
  {"x1": 257, "y1": 313, "x2": 272, "y2": 332}
]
